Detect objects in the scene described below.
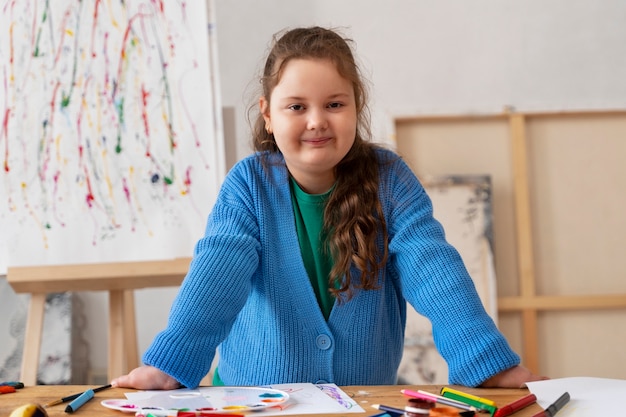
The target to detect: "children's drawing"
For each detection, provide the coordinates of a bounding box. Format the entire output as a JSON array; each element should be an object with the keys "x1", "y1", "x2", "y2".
[
  {"x1": 110, "y1": 386, "x2": 289, "y2": 413},
  {"x1": 117, "y1": 383, "x2": 363, "y2": 415},
  {"x1": 316, "y1": 384, "x2": 360, "y2": 410}
]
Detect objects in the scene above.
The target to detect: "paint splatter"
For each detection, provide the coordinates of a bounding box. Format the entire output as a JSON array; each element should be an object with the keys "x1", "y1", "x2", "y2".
[{"x1": 0, "y1": 0, "x2": 222, "y2": 266}]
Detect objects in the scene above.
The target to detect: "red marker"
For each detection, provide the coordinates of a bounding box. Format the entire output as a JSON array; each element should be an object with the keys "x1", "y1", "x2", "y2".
[
  {"x1": 494, "y1": 393, "x2": 537, "y2": 417},
  {"x1": 0, "y1": 386, "x2": 16, "y2": 394}
]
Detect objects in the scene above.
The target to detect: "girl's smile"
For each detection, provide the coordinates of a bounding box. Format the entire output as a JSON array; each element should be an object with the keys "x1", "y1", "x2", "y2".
[{"x1": 303, "y1": 136, "x2": 332, "y2": 145}]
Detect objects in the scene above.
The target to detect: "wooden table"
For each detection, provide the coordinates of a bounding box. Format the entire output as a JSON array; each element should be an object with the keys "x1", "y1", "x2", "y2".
[{"x1": 1, "y1": 384, "x2": 543, "y2": 417}]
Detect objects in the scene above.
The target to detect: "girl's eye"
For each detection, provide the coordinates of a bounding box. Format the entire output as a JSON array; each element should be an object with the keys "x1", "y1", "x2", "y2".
[
  {"x1": 328, "y1": 102, "x2": 343, "y2": 109},
  {"x1": 288, "y1": 104, "x2": 304, "y2": 111}
]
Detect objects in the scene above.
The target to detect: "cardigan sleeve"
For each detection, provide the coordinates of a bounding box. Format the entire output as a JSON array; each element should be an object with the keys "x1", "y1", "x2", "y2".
[
  {"x1": 142, "y1": 161, "x2": 262, "y2": 388},
  {"x1": 384, "y1": 156, "x2": 520, "y2": 386}
]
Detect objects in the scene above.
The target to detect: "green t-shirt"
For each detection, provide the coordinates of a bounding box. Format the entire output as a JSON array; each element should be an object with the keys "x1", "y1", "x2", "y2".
[{"x1": 289, "y1": 177, "x2": 335, "y2": 321}]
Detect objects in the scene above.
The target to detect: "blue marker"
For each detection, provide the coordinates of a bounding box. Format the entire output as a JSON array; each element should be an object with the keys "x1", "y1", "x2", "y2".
[
  {"x1": 65, "y1": 388, "x2": 94, "y2": 413},
  {"x1": 0, "y1": 381, "x2": 25, "y2": 389}
]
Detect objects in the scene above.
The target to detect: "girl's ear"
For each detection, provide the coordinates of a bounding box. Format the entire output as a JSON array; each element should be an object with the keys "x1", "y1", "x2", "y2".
[
  {"x1": 259, "y1": 96, "x2": 272, "y2": 133},
  {"x1": 259, "y1": 96, "x2": 270, "y2": 121}
]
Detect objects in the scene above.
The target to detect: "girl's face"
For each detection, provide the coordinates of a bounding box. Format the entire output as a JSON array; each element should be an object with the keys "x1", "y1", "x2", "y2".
[{"x1": 260, "y1": 58, "x2": 357, "y2": 194}]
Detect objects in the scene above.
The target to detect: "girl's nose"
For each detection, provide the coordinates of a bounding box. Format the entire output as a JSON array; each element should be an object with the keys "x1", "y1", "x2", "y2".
[{"x1": 306, "y1": 108, "x2": 328, "y2": 130}]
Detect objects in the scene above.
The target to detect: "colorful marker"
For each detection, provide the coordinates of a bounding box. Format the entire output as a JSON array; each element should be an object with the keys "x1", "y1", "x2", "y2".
[
  {"x1": 494, "y1": 393, "x2": 537, "y2": 417},
  {"x1": 0, "y1": 385, "x2": 16, "y2": 394},
  {"x1": 441, "y1": 387, "x2": 496, "y2": 406},
  {"x1": 372, "y1": 403, "x2": 408, "y2": 416},
  {"x1": 65, "y1": 388, "x2": 94, "y2": 413},
  {"x1": 401, "y1": 389, "x2": 483, "y2": 413},
  {"x1": 0, "y1": 381, "x2": 23, "y2": 395},
  {"x1": 531, "y1": 392, "x2": 570, "y2": 417},
  {"x1": 0, "y1": 381, "x2": 25, "y2": 389},
  {"x1": 440, "y1": 387, "x2": 498, "y2": 415}
]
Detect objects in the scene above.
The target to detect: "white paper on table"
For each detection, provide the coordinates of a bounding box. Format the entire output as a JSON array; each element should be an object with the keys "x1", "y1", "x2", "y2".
[
  {"x1": 125, "y1": 383, "x2": 365, "y2": 415},
  {"x1": 266, "y1": 383, "x2": 365, "y2": 414},
  {"x1": 526, "y1": 376, "x2": 626, "y2": 416}
]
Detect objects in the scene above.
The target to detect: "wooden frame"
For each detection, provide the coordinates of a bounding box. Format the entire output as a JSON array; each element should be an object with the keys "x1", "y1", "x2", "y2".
[
  {"x1": 6, "y1": 258, "x2": 191, "y2": 385},
  {"x1": 394, "y1": 109, "x2": 626, "y2": 374}
]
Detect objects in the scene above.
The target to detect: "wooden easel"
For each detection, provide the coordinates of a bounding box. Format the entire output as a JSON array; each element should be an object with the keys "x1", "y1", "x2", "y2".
[
  {"x1": 394, "y1": 109, "x2": 626, "y2": 375},
  {"x1": 6, "y1": 257, "x2": 191, "y2": 385},
  {"x1": 503, "y1": 111, "x2": 626, "y2": 372}
]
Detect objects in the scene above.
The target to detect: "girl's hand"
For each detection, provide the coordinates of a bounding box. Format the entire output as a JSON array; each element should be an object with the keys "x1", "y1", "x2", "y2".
[
  {"x1": 111, "y1": 365, "x2": 181, "y2": 390},
  {"x1": 480, "y1": 365, "x2": 549, "y2": 388}
]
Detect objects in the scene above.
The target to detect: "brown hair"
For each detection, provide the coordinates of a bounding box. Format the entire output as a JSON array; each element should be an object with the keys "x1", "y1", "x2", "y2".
[{"x1": 251, "y1": 26, "x2": 388, "y2": 299}]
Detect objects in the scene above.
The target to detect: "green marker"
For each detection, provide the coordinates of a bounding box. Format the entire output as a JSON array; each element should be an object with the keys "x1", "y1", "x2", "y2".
[{"x1": 440, "y1": 387, "x2": 498, "y2": 416}]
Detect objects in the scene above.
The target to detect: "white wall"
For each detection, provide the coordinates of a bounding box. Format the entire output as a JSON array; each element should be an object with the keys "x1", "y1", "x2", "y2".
[
  {"x1": 87, "y1": 0, "x2": 626, "y2": 379},
  {"x1": 214, "y1": 0, "x2": 626, "y2": 162}
]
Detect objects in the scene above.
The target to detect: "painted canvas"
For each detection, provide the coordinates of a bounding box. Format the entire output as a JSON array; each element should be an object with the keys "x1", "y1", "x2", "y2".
[
  {"x1": 0, "y1": 0, "x2": 221, "y2": 384},
  {"x1": 397, "y1": 175, "x2": 497, "y2": 384},
  {"x1": 0, "y1": 0, "x2": 223, "y2": 273}
]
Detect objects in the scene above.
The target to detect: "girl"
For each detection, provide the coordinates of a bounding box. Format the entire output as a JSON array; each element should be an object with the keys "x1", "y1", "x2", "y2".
[{"x1": 112, "y1": 26, "x2": 545, "y2": 390}]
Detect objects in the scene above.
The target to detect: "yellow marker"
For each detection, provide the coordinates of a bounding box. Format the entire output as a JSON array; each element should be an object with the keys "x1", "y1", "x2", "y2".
[{"x1": 440, "y1": 386, "x2": 496, "y2": 406}]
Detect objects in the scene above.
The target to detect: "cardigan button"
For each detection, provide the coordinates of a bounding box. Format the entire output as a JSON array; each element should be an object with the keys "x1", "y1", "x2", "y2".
[{"x1": 315, "y1": 334, "x2": 332, "y2": 350}]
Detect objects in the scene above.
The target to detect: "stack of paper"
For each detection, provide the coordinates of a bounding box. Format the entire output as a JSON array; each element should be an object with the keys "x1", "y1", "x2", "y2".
[{"x1": 527, "y1": 376, "x2": 625, "y2": 416}]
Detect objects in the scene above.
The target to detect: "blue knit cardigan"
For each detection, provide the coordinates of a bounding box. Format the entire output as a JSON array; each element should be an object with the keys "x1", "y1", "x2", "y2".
[{"x1": 143, "y1": 148, "x2": 519, "y2": 388}]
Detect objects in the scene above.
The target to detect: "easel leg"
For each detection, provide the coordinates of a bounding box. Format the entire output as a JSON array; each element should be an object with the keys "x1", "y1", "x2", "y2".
[
  {"x1": 108, "y1": 289, "x2": 125, "y2": 381},
  {"x1": 108, "y1": 289, "x2": 140, "y2": 381},
  {"x1": 123, "y1": 290, "x2": 139, "y2": 370},
  {"x1": 21, "y1": 293, "x2": 47, "y2": 385}
]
